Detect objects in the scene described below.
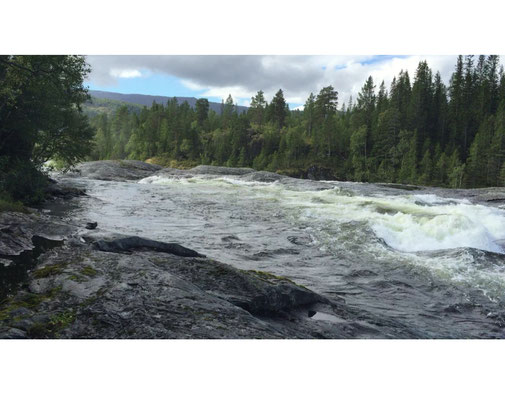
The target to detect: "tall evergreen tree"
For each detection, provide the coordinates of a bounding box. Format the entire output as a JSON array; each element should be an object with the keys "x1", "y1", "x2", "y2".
[
  {"x1": 249, "y1": 90, "x2": 267, "y2": 129},
  {"x1": 269, "y1": 89, "x2": 288, "y2": 129},
  {"x1": 304, "y1": 93, "x2": 316, "y2": 136}
]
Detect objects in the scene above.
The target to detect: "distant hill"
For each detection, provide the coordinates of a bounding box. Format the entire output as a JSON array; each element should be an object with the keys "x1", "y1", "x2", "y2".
[
  {"x1": 83, "y1": 96, "x2": 144, "y2": 118},
  {"x1": 88, "y1": 90, "x2": 249, "y2": 114}
]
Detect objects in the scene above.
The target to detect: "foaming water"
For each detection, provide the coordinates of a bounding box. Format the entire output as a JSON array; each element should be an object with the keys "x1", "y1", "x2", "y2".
[
  {"x1": 142, "y1": 174, "x2": 505, "y2": 254},
  {"x1": 60, "y1": 172, "x2": 505, "y2": 337},
  {"x1": 139, "y1": 174, "x2": 505, "y2": 301}
]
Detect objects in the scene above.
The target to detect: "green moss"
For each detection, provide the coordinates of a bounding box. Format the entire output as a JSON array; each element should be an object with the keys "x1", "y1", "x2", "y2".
[
  {"x1": 0, "y1": 307, "x2": 14, "y2": 321},
  {"x1": 0, "y1": 287, "x2": 62, "y2": 322},
  {"x1": 27, "y1": 309, "x2": 76, "y2": 338},
  {"x1": 80, "y1": 265, "x2": 98, "y2": 277},
  {"x1": 50, "y1": 310, "x2": 76, "y2": 328},
  {"x1": 32, "y1": 263, "x2": 67, "y2": 279}
]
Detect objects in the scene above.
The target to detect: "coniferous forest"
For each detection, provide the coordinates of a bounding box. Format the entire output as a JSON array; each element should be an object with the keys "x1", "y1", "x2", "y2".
[{"x1": 88, "y1": 55, "x2": 505, "y2": 188}]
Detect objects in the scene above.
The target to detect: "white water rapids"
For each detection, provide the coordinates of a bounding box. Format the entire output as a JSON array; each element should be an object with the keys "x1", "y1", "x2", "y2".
[
  {"x1": 140, "y1": 175, "x2": 505, "y2": 307},
  {"x1": 141, "y1": 176, "x2": 505, "y2": 254},
  {"x1": 60, "y1": 172, "x2": 505, "y2": 337}
]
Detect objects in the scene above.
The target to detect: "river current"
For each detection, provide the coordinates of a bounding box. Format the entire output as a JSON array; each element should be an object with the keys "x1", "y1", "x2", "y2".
[{"x1": 57, "y1": 173, "x2": 505, "y2": 338}]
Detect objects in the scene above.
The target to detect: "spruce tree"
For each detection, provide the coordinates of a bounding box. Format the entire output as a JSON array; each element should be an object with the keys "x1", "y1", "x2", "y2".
[{"x1": 270, "y1": 89, "x2": 288, "y2": 130}]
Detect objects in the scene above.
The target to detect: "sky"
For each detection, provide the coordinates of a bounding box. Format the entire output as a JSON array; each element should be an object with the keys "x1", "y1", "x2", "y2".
[{"x1": 85, "y1": 55, "x2": 504, "y2": 110}]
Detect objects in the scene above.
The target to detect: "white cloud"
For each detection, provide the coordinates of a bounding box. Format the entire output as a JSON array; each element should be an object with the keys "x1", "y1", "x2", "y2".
[
  {"x1": 109, "y1": 68, "x2": 142, "y2": 79},
  {"x1": 86, "y1": 55, "x2": 505, "y2": 106}
]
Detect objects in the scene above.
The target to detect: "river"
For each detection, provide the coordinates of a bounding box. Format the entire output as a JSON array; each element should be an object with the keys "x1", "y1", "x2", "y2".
[{"x1": 54, "y1": 171, "x2": 505, "y2": 338}]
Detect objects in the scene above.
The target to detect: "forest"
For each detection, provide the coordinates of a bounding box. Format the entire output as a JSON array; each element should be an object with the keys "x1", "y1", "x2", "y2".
[{"x1": 88, "y1": 55, "x2": 505, "y2": 188}]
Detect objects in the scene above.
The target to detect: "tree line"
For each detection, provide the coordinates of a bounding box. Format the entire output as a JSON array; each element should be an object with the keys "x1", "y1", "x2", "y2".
[
  {"x1": 89, "y1": 55, "x2": 505, "y2": 188},
  {"x1": 3, "y1": 55, "x2": 504, "y2": 209}
]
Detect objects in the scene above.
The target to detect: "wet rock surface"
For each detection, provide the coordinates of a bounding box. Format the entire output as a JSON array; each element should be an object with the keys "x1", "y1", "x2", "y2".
[
  {"x1": 74, "y1": 160, "x2": 283, "y2": 183},
  {"x1": 45, "y1": 182, "x2": 87, "y2": 200},
  {"x1": 0, "y1": 229, "x2": 397, "y2": 339},
  {"x1": 0, "y1": 212, "x2": 76, "y2": 256},
  {"x1": 189, "y1": 165, "x2": 255, "y2": 176},
  {"x1": 91, "y1": 235, "x2": 205, "y2": 257},
  {"x1": 152, "y1": 166, "x2": 290, "y2": 183},
  {"x1": 71, "y1": 160, "x2": 162, "y2": 181}
]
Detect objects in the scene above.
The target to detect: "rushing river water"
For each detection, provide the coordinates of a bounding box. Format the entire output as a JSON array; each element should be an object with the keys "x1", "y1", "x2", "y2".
[{"x1": 56, "y1": 172, "x2": 505, "y2": 338}]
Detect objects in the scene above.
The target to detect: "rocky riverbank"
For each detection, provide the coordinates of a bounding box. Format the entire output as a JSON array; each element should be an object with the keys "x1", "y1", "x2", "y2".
[
  {"x1": 2, "y1": 161, "x2": 400, "y2": 338},
  {"x1": 1, "y1": 209, "x2": 396, "y2": 339}
]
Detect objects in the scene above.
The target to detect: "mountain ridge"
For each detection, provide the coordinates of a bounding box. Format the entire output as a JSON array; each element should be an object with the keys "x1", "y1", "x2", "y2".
[{"x1": 88, "y1": 90, "x2": 248, "y2": 114}]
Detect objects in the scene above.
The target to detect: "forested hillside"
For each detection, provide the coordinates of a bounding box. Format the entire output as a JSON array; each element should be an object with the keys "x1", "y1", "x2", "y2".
[
  {"x1": 83, "y1": 97, "x2": 143, "y2": 118},
  {"x1": 88, "y1": 55, "x2": 505, "y2": 188}
]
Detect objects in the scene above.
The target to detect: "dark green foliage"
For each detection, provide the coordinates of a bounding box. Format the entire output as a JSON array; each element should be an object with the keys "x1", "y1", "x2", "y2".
[
  {"x1": 268, "y1": 89, "x2": 288, "y2": 130},
  {"x1": 0, "y1": 159, "x2": 49, "y2": 204},
  {"x1": 87, "y1": 55, "x2": 505, "y2": 188},
  {"x1": 83, "y1": 97, "x2": 143, "y2": 118},
  {"x1": 0, "y1": 55, "x2": 94, "y2": 204}
]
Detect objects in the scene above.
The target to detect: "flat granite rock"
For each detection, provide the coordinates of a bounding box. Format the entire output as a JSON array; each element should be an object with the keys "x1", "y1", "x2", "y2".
[
  {"x1": 0, "y1": 212, "x2": 77, "y2": 256},
  {"x1": 72, "y1": 160, "x2": 162, "y2": 181},
  {"x1": 0, "y1": 221, "x2": 380, "y2": 339},
  {"x1": 0, "y1": 227, "x2": 422, "y2": 339}
]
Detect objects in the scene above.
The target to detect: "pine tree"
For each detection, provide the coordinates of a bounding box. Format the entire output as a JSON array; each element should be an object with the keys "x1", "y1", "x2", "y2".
[
  {"x1": 418, "y1": 149, "x2": 433, "y2": 185},
  {"x1": 350, "y1": 125, "x2": 368, "y2": 181},
  {"x1": 448, "y1": 55, "x2": 465, "y2": 151},
  {"x1": 390, "y1": 70, "x2": 411, "y2": 129},
  {"x1": 304, "y1": 93, "x2": 315, "y2": 136},
  {"x1": 314, "y1": 86, "x2": 338, "y2": 157},
  {"x1": 270, "y1": 89, "x2": 288, "y2": 130},
  {"x1": 432, "y1": 72, "x2": 448, "y2": 148},
  {"x1": 249, "y1": 90, "x2": 267, "y2": 129},
  {"x1": 408, "y1": 61, "x2": 434, "y2": 149},
  {"x1": 195, "y1": 98, "x2": 209, "y2": 128},
  {"x1": 397, "y1": 130, "x2": 417, "y2": 184},
  {"x1": 315, "y1": 86, "x2": 338, "y2": 121},
  {"x1": 447, "y1": 149, "x2": 465, "y2": 188}
]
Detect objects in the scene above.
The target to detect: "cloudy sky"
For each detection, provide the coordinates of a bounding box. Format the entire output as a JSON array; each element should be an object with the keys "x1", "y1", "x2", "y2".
[{"x1": 85, "y1": 55, "x2": 504, "y2": 109}]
